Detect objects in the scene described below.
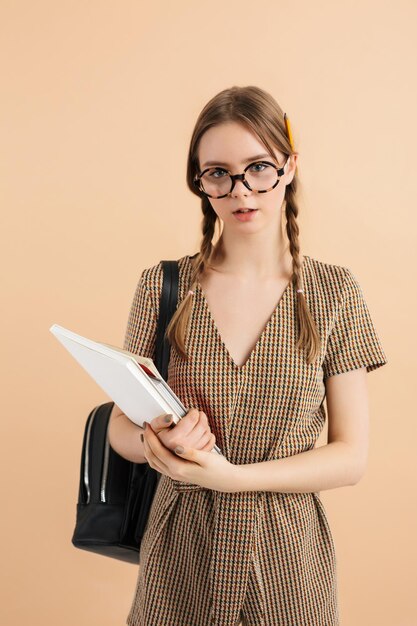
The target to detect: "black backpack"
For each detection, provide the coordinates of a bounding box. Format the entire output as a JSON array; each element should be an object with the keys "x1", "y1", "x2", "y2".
[{"x1": 71, "y1": 260, "x2": 179, "y2": 564}]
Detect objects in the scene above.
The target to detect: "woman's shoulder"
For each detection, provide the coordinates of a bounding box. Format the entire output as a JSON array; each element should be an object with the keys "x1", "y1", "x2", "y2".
[
  {"x1": 140, "y1": 253, "x2": 192, "y2": 281},
  {"x1": 139, "y1": 253, "x2": 193, "y2": 306},
  {"x1": 303, "y1": 254, "x2": 360, "y2": 309},
  {"x1": 304, "y1": 253, "x2": 350, "y2": 281}
]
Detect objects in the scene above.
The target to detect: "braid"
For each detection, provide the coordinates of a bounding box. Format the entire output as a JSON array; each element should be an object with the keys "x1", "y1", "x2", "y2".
[
  {"x1": 165, "y1": 198, "x2": 218, "y2": 359},
  {"x1": 285, "y1": 182, "x2": 321, "y2": 364}
]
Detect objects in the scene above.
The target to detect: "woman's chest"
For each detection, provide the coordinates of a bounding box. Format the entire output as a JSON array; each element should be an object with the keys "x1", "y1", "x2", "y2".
[
  {"x1": 168, "y1": 284, "x2": 325, "y2": 411},
  {"x1": 196, "y1": 271, "x2": 293, "y2": 369}
]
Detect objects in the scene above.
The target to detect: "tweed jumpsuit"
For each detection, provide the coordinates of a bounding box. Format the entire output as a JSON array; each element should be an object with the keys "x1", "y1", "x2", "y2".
[{"x1": 123, "y1": 253, "x2": 388, "y2": 626}]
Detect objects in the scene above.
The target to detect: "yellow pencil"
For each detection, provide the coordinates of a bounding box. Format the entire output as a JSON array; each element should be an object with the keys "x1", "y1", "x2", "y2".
[
  {"x1": 284, "y1": 113, "x2": 294, "y2": 151},
  {"x1": 284, "y1": 112, "x2": 297, "y2": 174}
]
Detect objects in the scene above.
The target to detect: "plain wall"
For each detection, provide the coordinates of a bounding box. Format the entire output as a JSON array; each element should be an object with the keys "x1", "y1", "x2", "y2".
[{"x1": 1, "y1": 1, "x2": 416, "y2": 624}]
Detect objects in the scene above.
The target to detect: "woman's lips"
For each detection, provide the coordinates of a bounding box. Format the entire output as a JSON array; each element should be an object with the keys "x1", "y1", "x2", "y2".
[{"x1": 233, "y1": 209, "x2": 259, "y2": 222}]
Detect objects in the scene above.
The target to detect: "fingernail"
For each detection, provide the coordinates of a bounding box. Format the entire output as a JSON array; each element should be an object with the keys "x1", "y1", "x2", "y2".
[
  {"x1": 164, "y1": 414, "x2": 172, "y2": 423},
  {"x1": 174, "y1": 446, "x2": 184, "y2": 455}
]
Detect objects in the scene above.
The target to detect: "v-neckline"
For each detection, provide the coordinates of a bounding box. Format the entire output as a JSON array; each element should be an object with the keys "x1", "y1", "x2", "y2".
[{"x1": 188, "y1": 255, "x2": 308, "y2": 372}]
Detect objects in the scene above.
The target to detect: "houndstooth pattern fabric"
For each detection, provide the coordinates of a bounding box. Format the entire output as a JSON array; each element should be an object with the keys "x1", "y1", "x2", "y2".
[{"x1": 122, "y1": 253, "x2": 388, "y2": 626}]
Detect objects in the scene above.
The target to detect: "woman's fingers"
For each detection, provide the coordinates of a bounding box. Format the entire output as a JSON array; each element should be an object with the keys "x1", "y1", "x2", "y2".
[
  {"x1": 143, "y1": 423, "x2": 175, "y2": 475},
  {"x1": 194, "y1": 428, "x2": 214, "y2": 450},
  {"x1": 153, "y1": 408, "x2": 215, "y2": 452},
  {"x1": 149, "y1": 413, "x2": 174, "y2": 433}
]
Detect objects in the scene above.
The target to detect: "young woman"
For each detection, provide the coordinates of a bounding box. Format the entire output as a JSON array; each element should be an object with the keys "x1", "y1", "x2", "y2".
[{"x1": 109, "y1": 85, "x2": 387, "y2": 626}]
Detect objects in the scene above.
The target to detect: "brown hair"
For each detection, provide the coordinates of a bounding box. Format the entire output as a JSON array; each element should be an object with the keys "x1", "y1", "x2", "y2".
[{"x1": 165, "y1": 85, "x2": 321, "y2": 365}]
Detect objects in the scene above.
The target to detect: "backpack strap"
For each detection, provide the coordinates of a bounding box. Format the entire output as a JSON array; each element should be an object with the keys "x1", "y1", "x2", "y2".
[{"x1": 154, "y1": 260, "x2": 179, "y2": 381}]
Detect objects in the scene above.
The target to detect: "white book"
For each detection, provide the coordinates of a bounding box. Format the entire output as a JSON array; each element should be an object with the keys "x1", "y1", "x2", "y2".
[{"x1": 49, "y1": 324, "x2": 223, "y2": 456}]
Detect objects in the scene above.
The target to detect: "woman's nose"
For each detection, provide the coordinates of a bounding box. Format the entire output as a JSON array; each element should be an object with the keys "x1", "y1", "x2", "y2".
[{"x1": 230, "y1": 177, "x2": 251, "y2": 197}]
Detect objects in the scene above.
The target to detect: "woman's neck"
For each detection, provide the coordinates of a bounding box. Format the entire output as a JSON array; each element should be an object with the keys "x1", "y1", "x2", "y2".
[{"x1": 206, "y1": 240, "x2": 299, "y2": 281}]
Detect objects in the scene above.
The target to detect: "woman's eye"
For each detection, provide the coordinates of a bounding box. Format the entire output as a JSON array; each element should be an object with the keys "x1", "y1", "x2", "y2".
[
  {"x1": 249, "y1": 162, "x2": 267, "y2": 172},
  {"x1": 210, "y1": 169, "x2": 227, "y2": 178}
]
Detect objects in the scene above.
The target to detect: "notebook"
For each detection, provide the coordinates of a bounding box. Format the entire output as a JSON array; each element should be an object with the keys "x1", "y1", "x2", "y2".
[{"x1": 49, "y1": 323, "x2": 223, "y2": 456}]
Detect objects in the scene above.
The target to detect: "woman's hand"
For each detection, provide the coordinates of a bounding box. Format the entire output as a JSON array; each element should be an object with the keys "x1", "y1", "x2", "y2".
[
  {"x1": 148, "y1": 408, "x2": 217, "y2": 453},
  {"x1": 142, "y1": 421, "x2": 241, "y2": 493}
]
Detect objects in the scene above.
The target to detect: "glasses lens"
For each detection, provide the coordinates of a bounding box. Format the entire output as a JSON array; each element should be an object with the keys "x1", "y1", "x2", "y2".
[
  {"x1": 245, "y1": 162, "x2": 278, "y2": 191},
  {"x1": 199, "y1": 168, "x2": 231, "y2": 198}
]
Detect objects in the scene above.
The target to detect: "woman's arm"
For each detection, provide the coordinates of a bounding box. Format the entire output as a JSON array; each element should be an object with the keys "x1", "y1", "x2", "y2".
[
  {"x1": 108, "y1": 403, "x2": 147, "y2": 464},
  {"x1": 234, "y1": 367, "x2": 369, "y2": 493}
]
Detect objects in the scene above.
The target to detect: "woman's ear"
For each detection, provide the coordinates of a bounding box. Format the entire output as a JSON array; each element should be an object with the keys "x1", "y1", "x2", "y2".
[{"x1": 286, "y1": 153, "x2": 299, "y2": 183}]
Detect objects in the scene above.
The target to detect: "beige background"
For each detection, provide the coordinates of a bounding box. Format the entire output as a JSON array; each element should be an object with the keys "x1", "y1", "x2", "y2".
[{"x1": 1, "y1": 1, "x2": 416, "y2": 625}]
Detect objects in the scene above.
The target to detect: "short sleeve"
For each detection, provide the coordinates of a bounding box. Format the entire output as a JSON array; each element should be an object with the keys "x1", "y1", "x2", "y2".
[
  {"x1": 322, "y1": 267, "x2": 388, "y2": 380},
  {"x1": 122, "y1": 269, "x2": 157, "y2": 359}
]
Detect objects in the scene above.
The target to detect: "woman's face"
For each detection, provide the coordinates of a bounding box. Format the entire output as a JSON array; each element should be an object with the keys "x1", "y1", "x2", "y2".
[{"x1": 197, "y1": 121, "x2": 297, "y2": 232}]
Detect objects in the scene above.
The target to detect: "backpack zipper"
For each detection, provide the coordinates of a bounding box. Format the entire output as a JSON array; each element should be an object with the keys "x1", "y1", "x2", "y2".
[
  {"x1": 84, "y1": 406, "x2": 110, "y2": 504},
  {"x1": 101, "y1": 427, "x2": 110, "y2": 502}
]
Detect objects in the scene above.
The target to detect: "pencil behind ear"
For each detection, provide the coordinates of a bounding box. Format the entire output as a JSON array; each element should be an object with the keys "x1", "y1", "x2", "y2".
[
  {"x1": 284, "y1": 112, "x2": 294, "y2": 151},
  {"x1": 284, "y1": 112, "x2": 297, "y2": 175}
]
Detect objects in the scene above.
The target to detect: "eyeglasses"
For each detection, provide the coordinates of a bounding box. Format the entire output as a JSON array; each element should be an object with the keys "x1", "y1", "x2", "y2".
[{"x1": 193, "y1": 157, "x2": 290, "y2": 199}]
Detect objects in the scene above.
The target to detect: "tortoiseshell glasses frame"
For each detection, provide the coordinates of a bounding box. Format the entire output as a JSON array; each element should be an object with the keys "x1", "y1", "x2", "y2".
[{"x1": 193, "y1": 156, "x2": 291, "y2": 199}]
